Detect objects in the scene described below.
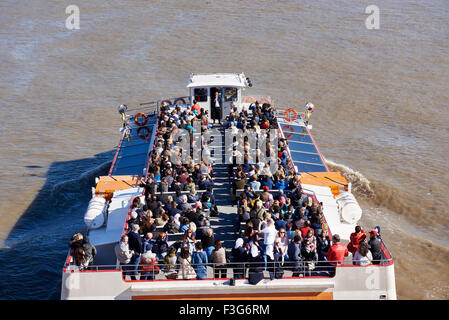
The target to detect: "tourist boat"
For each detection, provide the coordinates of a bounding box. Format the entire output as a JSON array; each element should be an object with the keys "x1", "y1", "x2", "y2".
[{"x1": 61, "y1": 73, "x2": 397, "y2": 300}]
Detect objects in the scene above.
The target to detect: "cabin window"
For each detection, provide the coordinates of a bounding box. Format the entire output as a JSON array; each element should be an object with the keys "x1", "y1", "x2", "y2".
[
  {"x1": 194, "y1": 88, "x2": 208, "y2": 102},
  {"x1": 224, "y1": 87, "x2": 238, "y2": 102}
]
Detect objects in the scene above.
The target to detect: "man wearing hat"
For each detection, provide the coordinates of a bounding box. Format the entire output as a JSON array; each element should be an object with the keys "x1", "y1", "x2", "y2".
[{"x1": 368, "y1": 230, "x2": 383, "y2": 264}]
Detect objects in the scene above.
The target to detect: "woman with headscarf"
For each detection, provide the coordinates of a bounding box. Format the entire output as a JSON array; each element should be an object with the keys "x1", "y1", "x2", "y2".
[
  {"x1": 231, "y1": 238, "x2": 247, "y2": 279},
  {"x1": 247, "y1": 233, "x2": 264, "y2": 285}
]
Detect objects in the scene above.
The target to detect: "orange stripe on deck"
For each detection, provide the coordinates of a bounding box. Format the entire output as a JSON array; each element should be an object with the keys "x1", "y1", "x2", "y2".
[{"x1": 132, "y1": 291, "x2": 333, "y2": 300}]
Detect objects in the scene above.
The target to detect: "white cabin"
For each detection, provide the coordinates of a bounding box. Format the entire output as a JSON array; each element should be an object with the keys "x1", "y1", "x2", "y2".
[{"x1": 187, "y1": 73, "x2": 251, "y2": 120}]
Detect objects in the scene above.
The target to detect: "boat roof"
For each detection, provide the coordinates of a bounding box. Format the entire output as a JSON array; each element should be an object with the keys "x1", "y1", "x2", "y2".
[{"x1": 187, "y1": 72, "x2": 248, "y2": 88}]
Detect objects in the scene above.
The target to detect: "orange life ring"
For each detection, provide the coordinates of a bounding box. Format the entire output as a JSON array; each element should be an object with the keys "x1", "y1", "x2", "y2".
[
  {"x1": 134, "y1": 112, "x2": 148, "y2": 126},
  {"x1": 173, "y1": 98, "x2": 186, "y2": 105},
  {"x1": 137, "y1": 126, "x2": 151, "y2": 140},
  {"x1": 282, "y1": 125, "x2": 294, "y2": 140},
  {"x1": 283, "y1": 108, "x2": 297, "y2": 122},
  {"x1": 244, "y1": 96, "x2": 256, "y2": 103},
  {"x1": 258, "y1": 97, "x2": 271, "y2": 104}
]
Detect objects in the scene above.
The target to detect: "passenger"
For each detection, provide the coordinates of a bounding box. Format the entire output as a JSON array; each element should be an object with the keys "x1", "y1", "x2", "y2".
[
  {"x1": 200, "y1": 228, "x2": 216, "y2": 260},
  {"x1": 131, "y1": 197, "x2": 143, "y2": 213},
  {"x1": 353, "y1": 241, "x2": 373, "y2": 266},
  {"x1": 191, "y1": 242, "x2": 208, "y2": 280},
  {"x1": 178, "y1": 195, "x2": 192, "y2": 212},
  {"x1": 248, "y1": 174, "x2": 261, "y2": 191},
  {"x1": 191, "y1": 100, "x2": 200, "y2": 115},
  {"x1": 163, "y1": 216, "x2": 180, "y2": 234},
  {"x1": 211, "y1": 240, "x2": 227, "y2": 278},
  {"x1": 163, "y1": 246, "x2": 178, "y2": 279},
  {"x1": 271, "y1": 240, "x2": 285, "y2": 279},
  {"x1": 140, "y1": 211, "x2": 156, "y2": 235},
  {"x1": 252, "y1": 200, "x2": 266, "y2": 222},
  {"x1": 69, "y1": 233, "x2": 96, "y2": 266},
  {"x1": 247, "y1": 233, "x2": 264, "y2": 285},
  {"x1": 114, "y1": 235, "x2": 134, "y2": 279},
  {"x1": 260, "y1": 218, "x2": 277, "y2": 269},
  {"x1": 184, "y1": 177, "x2": 196, "y2": 192},
  {"x1": 310, "y1": 205, "x2": 324, "y2": 236},
  {"x1": 299, "y1": 220, "x2": 313, "y2": 238},
  {"x1": 155, "y1": 212, "x2": 169, "y2": 227},
  {"x1": 275, "y1": 228, "x2": 289, "y2": 263},
  {"x1": 140, "y1": 232, "x2": 153, "y2": 254},
  {"x1": 153, "y1": 231, "x2": 169, "y2": 260},
  {"x1": 73, "y1": 247, "x2": 89, "y2": 270},
  {"x1": 179, "y1": 217, "x2": 190, "y2": 233},
  {"x1": 316, "y1": 228, "x2": 331, "y2": 262},
  {"x1": 139, "y1": 251, "x2": 160, "y2": 280},
  {"x1": 127, "y1": 224, "x2": 144, "y2": 280},
  {"x1": 368, "y1": 230, "x2": 383, "y2": 264},
  {"x1": 177, "y1": 246, "x2": 197, "y2": 280},
  {"x1": 232, "y1": 238, "x2": 247, "y2": 279},
  {"x1": 126, "y1": 211, "x2": 140, "y2": 230},
  {"x1": 285, "y1": 222, "x2": 295, "y2": 240},
  {"x1": 347, "y1": 226, "x2": 367, "y2": 256},
  {"x1": 182, "y1": 229, "x2": 196, "y2": 255},
  {"x1": 287, "y1": 235, "x2": 302, "y2": 277},
  {"x1": 211, "y1": 91, "x2": 222, "y2": 124},
  {"x1": 326, "y1": 234, "x2": 348, "y2": 267},
  {"x1": 159, "y1": 177, "x2": 169, "y2": 193},
  {"x1": 302, "y1": 230, "x2": 318, "y2": 273}
]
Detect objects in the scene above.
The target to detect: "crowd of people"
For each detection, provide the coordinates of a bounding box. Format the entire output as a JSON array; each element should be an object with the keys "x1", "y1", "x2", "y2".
[{"x1": 68, "y1": 100, "x2": 386, "y2": 282}]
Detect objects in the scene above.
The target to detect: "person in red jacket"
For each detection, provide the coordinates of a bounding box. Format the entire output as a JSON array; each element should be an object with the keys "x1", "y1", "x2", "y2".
[
  {"x1": 326, "y1": 234, "x2": 348, "y2": 266},
  {"x1": 300, "y1": 220, "x2": 312, "y2": 238},
  {"x1": 347, "y1": 226, "x2": 367, "y2": 255},
  {"x1": 191, "y1": 100, "x2": 201, "y2": 116},
  {"x1": 139, "y1": 251, "x2": 160, "y2": 280}
]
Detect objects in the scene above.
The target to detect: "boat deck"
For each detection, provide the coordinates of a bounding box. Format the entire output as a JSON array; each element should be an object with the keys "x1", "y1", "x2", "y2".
[
  {"x1": 109, "y1": 116, "x2": 158, "y2": 176},
  {"x1": 277, "y1": 116, "x2": 328, "y2": 172}
]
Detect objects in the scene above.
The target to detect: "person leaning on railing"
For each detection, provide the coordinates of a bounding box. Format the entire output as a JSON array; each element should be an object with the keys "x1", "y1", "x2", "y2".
[
  {"x1": 368, "y1": 230, "x2": 383, "y2": 264},
  {"x1": 177, "y1": 247, "x2": 197, "y2": 280},
  {"x1": 324, "y1": 234, "x2": 348, "y2": 277},
  {"x1": 192, "y1": 242, "x2": 208, "y2": 280},
  {"x1": 211, "y1": 240, "x2": 227, "y2": 279},
  {"x1": 353, "y1": 241, "x2": 373, "y2": 266},
  {"x1": 115, "y1": 235, "x2": 134, "y2": 279}
]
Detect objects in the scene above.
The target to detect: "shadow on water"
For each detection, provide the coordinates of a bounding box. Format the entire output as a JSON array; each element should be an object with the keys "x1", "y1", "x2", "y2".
[{"x1": 0, "y1": 150, "x2": 114, "y2": 300}]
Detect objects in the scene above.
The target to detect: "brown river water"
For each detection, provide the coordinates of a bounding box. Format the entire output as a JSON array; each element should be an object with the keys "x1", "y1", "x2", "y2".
[{"x1": 0, "y1": 0, "x2": 448, "y2": 299}]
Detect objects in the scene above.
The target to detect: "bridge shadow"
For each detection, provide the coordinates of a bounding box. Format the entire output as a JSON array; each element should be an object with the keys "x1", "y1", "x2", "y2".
[{"x1": 0, "y1": 150, "x2": 114, "y2": 300}]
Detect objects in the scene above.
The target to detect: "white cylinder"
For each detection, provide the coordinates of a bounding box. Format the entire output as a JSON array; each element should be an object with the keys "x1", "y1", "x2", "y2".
[
  {"x1": 84, "y1": 196, "x2": 106, "y2": 229},
  {"x1": 336, "y1": 192, "x2": 363, "y2": 224}
]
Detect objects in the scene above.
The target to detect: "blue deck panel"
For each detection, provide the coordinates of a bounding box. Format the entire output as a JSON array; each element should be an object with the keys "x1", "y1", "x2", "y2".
[
  {"x1": 293, "y1": 162, "x2": 327, "y2": 173},
  {"x1": 286, "y1": 141, "x2": 319, "y2": 153},
  {"x1": 279, "y1": 122, "x2": 328, "y2": 173},
  {"x1": 290, "y1": 151, "x2": 323, "y2": 164},
  {"x1": 109, "y1": 116, "x2": 158, "y2": 176}
]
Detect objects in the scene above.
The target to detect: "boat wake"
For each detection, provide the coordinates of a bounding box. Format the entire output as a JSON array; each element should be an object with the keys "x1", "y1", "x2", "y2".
[
  {"x1": 50, "y1": 161, "x2": 112, "y2": 202},
  {"x1": 325, "y1": 159, "x2": 375, "y2": 198}
]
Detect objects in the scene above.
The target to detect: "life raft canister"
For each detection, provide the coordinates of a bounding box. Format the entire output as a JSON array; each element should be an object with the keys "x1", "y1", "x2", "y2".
[
  {"x1": 137, "y1": 126, "x2": 151, "y2": 140},
  {"x1": 134, "y1": 112, "x2": 148, "y2": 126},
  {"x1": 283, "y1": 108, "x2": 297, "y2": 122}
]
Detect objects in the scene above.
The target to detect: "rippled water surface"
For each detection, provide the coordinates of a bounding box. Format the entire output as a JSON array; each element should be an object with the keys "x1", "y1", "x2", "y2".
[{"x1": 0, "y1": 0, "x2": 448, "y2": 299}]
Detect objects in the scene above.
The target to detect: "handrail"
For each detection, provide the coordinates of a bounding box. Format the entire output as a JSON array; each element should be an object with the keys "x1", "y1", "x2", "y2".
[{"x1": 64, "y1": 258, "x2": 394, "y2": 279}]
